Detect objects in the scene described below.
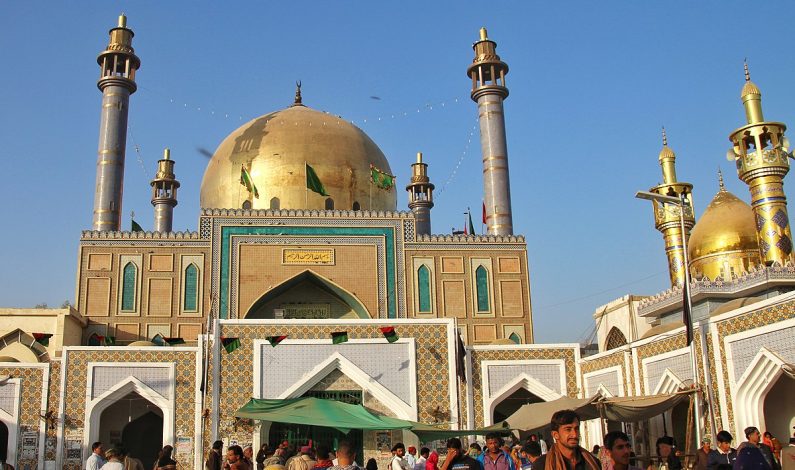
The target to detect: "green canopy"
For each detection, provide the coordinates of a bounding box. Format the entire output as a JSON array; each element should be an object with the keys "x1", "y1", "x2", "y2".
[{"x1": 236, "y1": 397, "x2": 413, "y2": 433}]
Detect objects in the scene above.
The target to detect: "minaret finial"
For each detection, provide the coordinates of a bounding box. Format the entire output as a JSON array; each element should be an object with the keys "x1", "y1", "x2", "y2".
[
  {"x1": 479, "y1": 27, "x2": 488, "y2": 41},
  {"x1": 662, "y1": 126, "x2": 668, "y2": 147},
  {"x1": 293, "y1": 80, "x2": 303, "y2": 106},
  {"x1": 118, "y1": 13, "x2": 127, "y2": 28},
  {"x1": 744, "y1": 58, "x2": 751, "y2": 82},
  {"x1": 718, "y1": 168, "x2": 725, "y2": 191}
]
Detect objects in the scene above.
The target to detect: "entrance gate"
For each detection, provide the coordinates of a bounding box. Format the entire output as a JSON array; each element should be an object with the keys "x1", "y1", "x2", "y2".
[{"x1": 269, "y1": 391, "x2": 364, "y2": 461}]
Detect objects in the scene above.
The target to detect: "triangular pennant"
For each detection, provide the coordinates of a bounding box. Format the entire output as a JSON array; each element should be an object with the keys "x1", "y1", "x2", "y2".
[
  {"x1": 88, "y1": 333, "x2": 105, "y2": 346},
  {"x1": 151, "y1": 333, "x2": 166, "y2": 346},
  {"x1": 379, "y1": 326, "x2": 399, "y2": 343},
  {"x1": 331, "y1": 331, "x2": 349, "y2": 345},
  {"x1": 32, "y1": 333, "x2": 53, "y2": 347},
  {"x1": 266, "y1": 335, "x2": 288, "y2": 347},
  {"x1": 221, "y1": 337, "x2": 241, "y2": 354}
]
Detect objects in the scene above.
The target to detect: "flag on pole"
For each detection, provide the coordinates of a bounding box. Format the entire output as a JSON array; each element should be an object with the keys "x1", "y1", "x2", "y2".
[
  {"x1": 221, "y1": 337, "x2": 241, "y2": 354},
  {"x1": 266, "y1": 335, "x2": 288, "y2": 347},
  {"x1": 163, "y1": 337, "x2": 185, "y2": 346},
  {"x1": 88, "y1": 333, "x2": 114, "y2": 346},
  {"x1": 370, "y1": 164, "x2": 395, "y2": 190},
  {"x1": 379, "y1": 326, "x2": 399, "y2": 343},
  {"x1": 683, "y1": 281, "x2": 693, "y2": 345},
  {"x1": 468, "y1": 210, "x2": 476, "y2": 235},
  {"x1": 32, "y1": 333, "x2": 53, "y2": 346},
  {"x1": 331, "y1": 331, "x2": 349, "y2": 344},
  {"x1": 455, "y1": 333, "x2": 467, "y2": 382},
  {"x1": 482, "y1": 201, "x2": 487, "y2": 225},
  {"x1": 240, "y1": 165, "x2": 260, "y2": 198},
  {"x1": 131, "y1": 219, "x2": 144, "y2": 232},
  {"x1": 306, "y1": 163, "x2": 329, "y2": 196}
]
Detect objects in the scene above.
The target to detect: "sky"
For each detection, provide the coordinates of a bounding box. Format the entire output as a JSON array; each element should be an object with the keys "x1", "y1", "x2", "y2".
[{"x1": 2, "y1": 1, "x2": 795, "y2": 343}]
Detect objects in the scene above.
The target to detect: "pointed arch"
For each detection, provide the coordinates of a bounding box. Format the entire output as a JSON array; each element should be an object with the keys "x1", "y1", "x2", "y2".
[
  {"x1": 653, "y1": 368, "x2": 686, "y2": 395},
  {"x1": 325, "y1": 198, "x2": 334, "y2": 210},
  {"x1": 604, "y1": 327, "x2": 628, "y2": 351},
  {"x1": 475, "y1": 265, "x2": 490, "y2": 312},
  {"x1": 121, "y1": 262, "x2": 138, "y2": 311},
  {"x1": 484, "y1": 373, "x2": 563, "y2": 425},
  {"x1": 269, "y1": 197, "x2": 280, "y2": 210},
  {"x1": 734, "y1": 347, "x2": 789, "y2": 438},
  {"x1": 508, "y1": 332, "x2": 521, "y2": 344},
  {"x1": 245, "y1": 270, "x2": 371, "y2": 319},
  {"x1": 417, "y1": 264, "x2": 432, "y2": 313},
  {"x1": 183, "y1": 263, "x2": 199, "y2": 311},
  {"x1": 0, "y1": 329, "x2": 49, "y2": 362}
]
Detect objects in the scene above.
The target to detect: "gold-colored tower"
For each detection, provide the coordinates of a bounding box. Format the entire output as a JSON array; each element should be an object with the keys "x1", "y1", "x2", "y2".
[
  {"x1": 648, "y1": 129, "x2": 695, "y2": 286},
  {"x1": 728, "y1": 63, "x2": 794, "y2": 266}
]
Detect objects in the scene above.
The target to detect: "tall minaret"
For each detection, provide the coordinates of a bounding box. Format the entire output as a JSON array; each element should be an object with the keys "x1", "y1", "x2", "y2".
[
  {"x1": 647, "y1": 129, "x2": 695, "y2": 287},
  {"x1": 406, "y1": 152, "x2": 435, "y2": 236},
  {"x1": 92, "y1": 14, "x2": 140, "y2": 231},
  {"x1": 150, "y1": 148, "x2": 180, "y2": 232},
  {"x1": 468, "y1": 27, "x2": 513, "y2": 236},
  {"x1": 729, "y1": 62, "x2": 794, "y2": 266}
]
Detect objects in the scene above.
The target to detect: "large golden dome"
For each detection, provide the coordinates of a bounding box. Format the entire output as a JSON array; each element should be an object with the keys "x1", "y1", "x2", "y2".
[
  {"x1": 200, "y1": 101, "x2": 397, "y2": 211},
  {"x1": 688, "y1": 185, "x2": 761, "y2": 280}
]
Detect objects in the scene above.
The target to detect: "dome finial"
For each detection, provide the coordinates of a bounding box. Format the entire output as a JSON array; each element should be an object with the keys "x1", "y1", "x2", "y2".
[
  {"x1": 293, "y1": 80, "x2": 303, "y2": 106},
  {"x1": 744, "y1": 58, "x2": 750, "y2": 82},
  {"x1": 718, "y1": 168, "x2": 726, "y2": 191},
  {"x1": 662, "y1": 126, "x2": 668, "y2": 147}
]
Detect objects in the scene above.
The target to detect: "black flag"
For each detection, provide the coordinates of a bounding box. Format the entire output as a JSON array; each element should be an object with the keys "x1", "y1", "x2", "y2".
[
  {"x1": 455, "y1": 333, "x2": 467, "y2": 382},
  {"x1": 683, "y1": 280, "x2": 693, "y2": 345}
]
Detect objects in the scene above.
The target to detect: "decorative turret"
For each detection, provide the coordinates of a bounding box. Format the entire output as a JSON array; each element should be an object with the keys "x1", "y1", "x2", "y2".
[
  {"x1": 406, "y1": 152, "x2": 435, "y2": 235},
  {"x1": 468, "y1": 27, "x2": 513, "y2": 236},
  {"x1": 648, "y1": 129, "x2": 695, "y2": 287},
  {"x1": 92, "y1": 14, "x2": 141, "y2": 231},
  {"x1": 150, "y1": 148, "x2": 180, "y2": 232},
  {"x1": 728, "y1": 62, "x2": 794, "y2": 266}
]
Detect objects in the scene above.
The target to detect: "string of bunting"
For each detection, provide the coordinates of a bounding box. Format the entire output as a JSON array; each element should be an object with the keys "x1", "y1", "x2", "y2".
[
  {"x1": 436, "y1": 119, "x2": 479, "y2": 199},
  {"x1": 218, "y1": 327, "x2": 401, "y2": 353}
]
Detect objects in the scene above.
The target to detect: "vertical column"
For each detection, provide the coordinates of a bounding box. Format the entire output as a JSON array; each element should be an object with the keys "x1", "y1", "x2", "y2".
[
  {"x1": 151, "y1": 148, "x2": 180, "y2": 233},
  {"x1": 406, "y1": 152, "x2": 435, "y2": 236}
]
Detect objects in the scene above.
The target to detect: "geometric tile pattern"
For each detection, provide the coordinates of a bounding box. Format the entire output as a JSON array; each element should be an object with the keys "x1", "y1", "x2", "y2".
[
  {"x1": 46, "y1": 361, "x2": 61, "y2": 462},
  {"x1": 584, "y1": 370, "x2": 620, "y2": 397},
  {"x1": 260, "y1": 343, "x2": 412, "y2": 404},
  {"x1": 772, "y1": 210, "x2": 788, "y2": 229},
  {"x1": 487, "y1": 364, "x2": 562, "y2": 396},
  {"x1": 0, "y1": 365, "x2": 46, "y2": 470},
  {"x1": 776, "y1": 235, "x2": 792, "y2": 255},
  {"x1": 645, "y1": 352, "x2": 692, "y2": 391},
  {"x1": 730, "y1": 325, "x2": 795, "y2": 380},
  {"x1": 469, "y1": 347, "x2": 577, "y2": 428},
  {"x1": 61, "y1": 350, "x2": 198, "y2": 470}
]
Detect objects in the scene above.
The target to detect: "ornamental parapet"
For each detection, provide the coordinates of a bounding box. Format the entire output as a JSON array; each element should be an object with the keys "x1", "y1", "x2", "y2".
[
  {"x1": 199, "y1": 208, "x2": 413, "y2": 218},
  {"x1": 637, "y1": 263, "x2": 795, "y2": 317},
  {"x1": 413, "y1": 233, "x2": 525, "y2": 243},
  {"x1": 81, "y1": 230, "x2": 201, "y2": 240}
]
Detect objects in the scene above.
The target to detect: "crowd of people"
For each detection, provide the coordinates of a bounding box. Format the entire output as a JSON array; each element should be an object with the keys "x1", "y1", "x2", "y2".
[{"x1": 84, "y1": 411, "x2": 795, "y2": 470}]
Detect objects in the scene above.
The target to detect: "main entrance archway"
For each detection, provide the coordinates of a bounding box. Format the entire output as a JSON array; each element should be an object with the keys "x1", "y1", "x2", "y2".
[
  {"x1": 246, "y1": 271, "x2": 371, "y2": 319},
  {"x1": 98, "y1": 392, "x2": 164, "y2": 467},
  {"x1": 762, "y1": 374, "x2": 795, "y2": 440}
]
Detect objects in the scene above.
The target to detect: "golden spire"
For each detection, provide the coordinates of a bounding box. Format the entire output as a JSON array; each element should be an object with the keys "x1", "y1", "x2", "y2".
[
  {"x1": 118, "y1": 13, "x2": 127, "y2": 28},
  {"x1": 718, "y1": 168, "x2": 725, "y2": 192},
  {"x1": 293, "y1": 80, "x2": 303, "y2": 106},
  {"x1": 658, "y1": 126, "x2": 677, "y2": 184},
  {"x1": 479, "y1": 27, "x2": 488, "y2": 41}
]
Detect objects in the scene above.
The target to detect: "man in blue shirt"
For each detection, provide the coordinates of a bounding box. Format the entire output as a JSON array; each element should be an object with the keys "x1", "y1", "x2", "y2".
[{"x1": 477, "y1": 433, "x2": 515, "y2": 470}]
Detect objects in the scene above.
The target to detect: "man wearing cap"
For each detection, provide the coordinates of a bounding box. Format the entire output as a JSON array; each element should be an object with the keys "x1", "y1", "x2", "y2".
[
  {"x1": 696, "y1": 436, "x2": 711, "y2": 470},
  {"x1": 287, "y1": 446, "x2": 317, "y2": 470},
  {"x1": 738, "y1": 426, "x2": 775, "y2": 470}
]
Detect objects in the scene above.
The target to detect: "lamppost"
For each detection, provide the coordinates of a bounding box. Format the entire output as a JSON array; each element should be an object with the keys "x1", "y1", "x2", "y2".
[{"x1": 635, "y1": 190, "x2": 712, "y2": 446}]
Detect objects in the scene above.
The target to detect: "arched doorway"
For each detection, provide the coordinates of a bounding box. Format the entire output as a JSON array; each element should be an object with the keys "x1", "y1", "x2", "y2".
[
  {"x1": 763, "y1": 374, "x2": 795, "y2": 440},
  {"x1": 98, "y1": 392, "x2": 164, "y2": 467},
  {"x1": 0, "y1": 421, "x2": 8, "y2": 463},
  {"x1": 492, "y1": 388, "x2": 543, "y2": 424},
  {"x1": 669, "y1": 400, "x2": 694, "y2": 455}
]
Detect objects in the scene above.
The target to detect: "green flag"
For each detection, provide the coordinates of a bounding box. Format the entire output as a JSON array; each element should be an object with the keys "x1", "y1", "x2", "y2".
[
  {"x1": 331, "y1": 331, "x2": 349, "y2": 344},
  {"x1": 32, "y1": 333, "x2": 53, "y2": 347},
  {"x1": 240, "y1": 165, "x2": 260, "y2": 198},
  {"x1": 131, "y1": 219, "x2": 144, "y2": 232},
  {"x1": 267, "y1": 335, "x2": 288, "y2": 347},
  {"x1": 370, "y1": 164, "x2": 395, "y2": 190},
  {"x1": 221, "y1": 337, "x2": 241, "y2": 353},
  {"x1": 306, "y1": 163, "x2": 329, "y2": 196},
  {"x1": 379, "y1": 326, "x2": 399, "y2": 343},
  {"x1": 468, "y1": 210, "x2": 476, "y2": 235}
]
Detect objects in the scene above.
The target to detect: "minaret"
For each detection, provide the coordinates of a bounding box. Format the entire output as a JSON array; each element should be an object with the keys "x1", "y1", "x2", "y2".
[
  {"x1": 468, "y1": 27, "x2": 513, "y2": 236},
  {"x1": 92, "y1": 14, "x2": 140, "y2": 231},
  {"x1": 648, "y1": 129, "x2": 695, "y2": 287},
  {"x1": 150, "y1": 148, "x2": 180, "y2": 232},
  {"x1": 728, "y1": 62, "x2": 794, "y2": 266},
  {"x1": 406, "y1": 152, "x2": 435, "y2": 235}
]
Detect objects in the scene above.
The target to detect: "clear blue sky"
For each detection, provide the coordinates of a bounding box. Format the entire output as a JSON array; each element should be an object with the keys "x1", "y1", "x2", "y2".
[{"x1": 2, "y1": 2, "x2": 795, "y2": 343}]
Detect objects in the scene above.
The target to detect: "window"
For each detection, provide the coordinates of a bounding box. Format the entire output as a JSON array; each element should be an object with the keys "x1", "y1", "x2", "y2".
[
  {"x1": 270, "y1": 197, "x2": 280, "y2": 210},
  {"x1": 184, "y1": 264, "x2": 199, "y2": 311},
  {"x1": 417, "y1": 265, "x2": 431, "y2": 313},
  {"x1": 325, "y1": 198, "x2": 334, "y2": 210},
  {"x1": 121, "y1": 262, "x2": 137, "y2": 311},
  {"x1": 508, "y1": 332, "x2": 521, "y2": 344},
  {"x1": 242, "y1": 200, "x2": 252, "y2": 210},
  {"x1": 352, "y1": 201, "x2": 361, "y2": 211},
  {"x1": 604, "y1": 327, "x2": 628, "y2": 350},
  {"x1": 475, "y1": 265, "x2": 490, "y2": 312}
]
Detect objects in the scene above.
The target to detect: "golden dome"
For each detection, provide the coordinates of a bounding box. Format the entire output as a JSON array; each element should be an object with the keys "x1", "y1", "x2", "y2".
[
  {"x1": 200, "y1": 103, "x2": 397, "y2": 211},
  {"x1": 688, "y1": 186, "x2": 761, "y2": 280},
  {"x1": 741, "y1": 80, "x2": 761, "y2": 97}
]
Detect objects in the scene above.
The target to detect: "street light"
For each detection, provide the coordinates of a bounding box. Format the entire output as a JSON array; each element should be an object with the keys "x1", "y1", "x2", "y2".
[{"x1": 635, "y1": 190, "x2": 714, "y2": 446}]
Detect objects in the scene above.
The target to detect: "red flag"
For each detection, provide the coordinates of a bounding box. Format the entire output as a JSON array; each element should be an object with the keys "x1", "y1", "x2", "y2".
[
  {"x1": 482, "y1": 201, "x2": 487, "y2": 224},
  {"x1": 463, "y1": 214, "x2": 468, "y2": 235}
]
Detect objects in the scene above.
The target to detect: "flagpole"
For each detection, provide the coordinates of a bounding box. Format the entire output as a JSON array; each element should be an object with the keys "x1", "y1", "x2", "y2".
[{"x1": 305, "y1": 161, "x2": 309, "y2": 207}]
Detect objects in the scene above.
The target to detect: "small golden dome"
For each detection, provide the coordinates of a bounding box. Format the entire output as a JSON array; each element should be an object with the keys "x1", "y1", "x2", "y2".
[
  {"x1": 658, "y1": 145, "x2": 675, "y2": 161},
  {"x1": 688, "y1": 186, "x2": 761, "y2": 280},
  {"x1": 741, "y1": 80, "x2": 761, "y2": 97},
  {"x1": 200, "y1": 104, "x2": 397, "y2": 211}
]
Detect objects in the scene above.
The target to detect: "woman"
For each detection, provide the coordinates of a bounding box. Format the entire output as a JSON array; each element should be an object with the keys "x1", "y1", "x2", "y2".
[
  {"x1": 154, "y1": 445, "x2": 178, "y2": 470},
  {"x1": 425, "y1": 451, "x2": 439, "y2": 470},
  {"x1": 365, "y1": 458, "x2": 378, "y2": 470},
  {"x1": 647, "y1": 436, "x2": 682, "y2": 470}
]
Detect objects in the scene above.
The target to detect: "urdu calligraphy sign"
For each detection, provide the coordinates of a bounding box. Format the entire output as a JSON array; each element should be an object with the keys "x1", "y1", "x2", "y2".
[{"x1": 282, "y1": 249, "x2": 335, "y2": 265}]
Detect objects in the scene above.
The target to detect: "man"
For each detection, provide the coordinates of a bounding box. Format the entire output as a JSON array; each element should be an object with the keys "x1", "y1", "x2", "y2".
[
  {"x1": 119, "y1": 446, "x2": 144, "y2": 470},
  {"x1": 315, "y1": 444, "x2": 334, "y2": 469},
  {"x1": 86, "y1": 441, "x2": 106, "y2": 470},
  {"x1": 208, "y1": 440, "x2": 225, "y2": 470},
  {"x1": 263, "y1": 449, "x2": 287, "y2": 470},
  {"x1": 739, "y1": 427, "x2": 775, "y2": 470},
  {"x1": 519, "y1": 442, "x2": 542, "y2": 470},
  {"x1": 245, "y1": 447, "x2": 255, "y2": 468},
  {"x1": 781, "y1": 438, "x2": 795, "y2": 470},
  {"x1": 477, "y1": 433, "x2": 516, "y2": 470},
  {"x1": 603, "y1": 431, "x2": 642, "y2": 470},
  {"x1": 288, "y1": 446, "x2": 317, "y2": 470},
  {"x1": 439, "y1": 438, "x2": 480, "y2": 470},
  {"x1": 415, "y1": 448, "x2": 430, "y2": 470},
  {"x1": 228, "y1": 445, "x2": 252, "y2": 470},
  {"x1": 328, "y1": 440, "x2": 358, "y2": 470},
  {"x1": 530, "y1": 410, "x2": 600, "y2": 470},
  {"x1": 391, "y1": 443, "x2": 410, "y2": 470},
  {"x1": 407, "y1": 447, "x2": 418, "y2": 470},
  {"x1": 696, "y1": 437, "x2": 711, "y2": 470},
  {"x1": 707, "y1": 431, "x2": 736, "y2": 470}
]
